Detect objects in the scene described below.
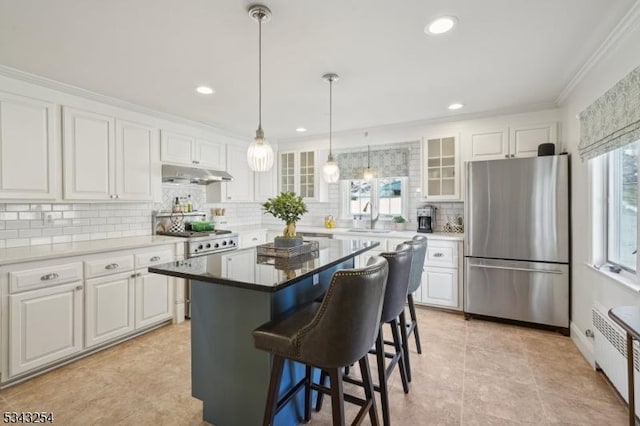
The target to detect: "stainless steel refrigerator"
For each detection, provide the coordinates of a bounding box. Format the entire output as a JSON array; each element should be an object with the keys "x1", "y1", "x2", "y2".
[{"x1": 464, "y1": 155, "x2": 570, "y2": 331}]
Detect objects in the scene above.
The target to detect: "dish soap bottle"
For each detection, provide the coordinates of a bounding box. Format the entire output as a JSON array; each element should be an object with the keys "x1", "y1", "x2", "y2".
[{"x1": 173, "y1": 197, "x2": 181, "y2": 213}]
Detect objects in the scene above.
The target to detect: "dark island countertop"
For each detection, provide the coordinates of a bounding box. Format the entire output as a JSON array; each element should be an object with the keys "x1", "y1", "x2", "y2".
[{"x1": 149, "y1": 239, "x2": 380, "y2": 293}]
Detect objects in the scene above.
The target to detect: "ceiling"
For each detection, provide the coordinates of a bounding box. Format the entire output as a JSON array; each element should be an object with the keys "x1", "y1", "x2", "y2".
[{"x1": 0, "y1": 0, "x2": 635, "y2": 141}]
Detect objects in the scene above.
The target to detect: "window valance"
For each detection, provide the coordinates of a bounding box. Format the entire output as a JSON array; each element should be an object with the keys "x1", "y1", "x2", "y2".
[
  {"x1": 578, "y1": 65, "x2": 640, "y2": 160},
  {"x1": 336, "y1": 147, "x2": 410, "y2": 180}
]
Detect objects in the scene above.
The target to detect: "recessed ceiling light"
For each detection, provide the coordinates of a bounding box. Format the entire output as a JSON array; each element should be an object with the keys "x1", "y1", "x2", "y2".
[
  {"x1": 296, "y1": 127, "x2": 307, "y2": 132},
  {"x1": 195, "y1": 86, "x2": 215, "y2": 95},
  {"x1": 448, "y1": 103, "x2": 464, "y2": 110},
  {"x1": 425, "y1": 16, "x2": 457, "y2": 35}
]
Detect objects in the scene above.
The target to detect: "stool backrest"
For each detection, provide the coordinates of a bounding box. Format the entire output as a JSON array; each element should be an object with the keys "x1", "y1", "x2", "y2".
[
  {"x1": 298, "y1": 256, "x2": 388, "y2": 368},
  {"x1": 380, "y1": 244, "x2": 413, "y2": 323},
  {"x1": 405, "y1": 235, "x2": 427, "y2": 294}
]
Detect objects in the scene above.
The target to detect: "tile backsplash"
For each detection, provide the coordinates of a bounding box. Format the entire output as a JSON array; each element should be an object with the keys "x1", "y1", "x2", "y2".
[{"x1": 0, "y1": 202, "x2": 156, "y2": 249}]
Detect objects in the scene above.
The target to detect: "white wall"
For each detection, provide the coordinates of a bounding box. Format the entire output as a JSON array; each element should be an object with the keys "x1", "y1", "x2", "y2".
[{"x1": 560, "y1": 14, "x2": 640, "y2": 364}]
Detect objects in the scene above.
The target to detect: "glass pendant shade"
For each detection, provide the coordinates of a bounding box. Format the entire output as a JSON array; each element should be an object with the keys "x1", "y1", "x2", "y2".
[
  {"x1": 323, "y1": 156, "x2": 340, "y2": 183},
  {"x1": 247, "y1": 127, "x2": 274, "y2": 172},
  {"x1": 363, "y1": 168, "x2": 375, "y2": 181}
]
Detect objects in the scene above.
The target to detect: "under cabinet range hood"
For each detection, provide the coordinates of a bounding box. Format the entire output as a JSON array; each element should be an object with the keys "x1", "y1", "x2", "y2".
[{"x1": 162, "y1": 164, "x2": 233, "y2": 185}]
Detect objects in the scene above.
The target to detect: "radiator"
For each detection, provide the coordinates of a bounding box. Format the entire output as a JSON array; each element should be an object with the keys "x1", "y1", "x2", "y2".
[{"x1": 592, "y1": 305, "x2": 640, "y2": 406}]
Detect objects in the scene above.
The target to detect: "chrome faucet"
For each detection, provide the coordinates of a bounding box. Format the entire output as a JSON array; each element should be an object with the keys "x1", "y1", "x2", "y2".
[{"x1": 362, "y1": 201, "x2": 379, "y2": 229}]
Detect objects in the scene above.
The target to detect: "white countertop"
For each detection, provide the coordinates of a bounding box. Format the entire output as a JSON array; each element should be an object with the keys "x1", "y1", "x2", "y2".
[
  {"x1": 260, "y1": 225, "x2": 464, "y2": 241},
  {"x1": 0, "y1": 235, "x2": 183, "y2": 266}
]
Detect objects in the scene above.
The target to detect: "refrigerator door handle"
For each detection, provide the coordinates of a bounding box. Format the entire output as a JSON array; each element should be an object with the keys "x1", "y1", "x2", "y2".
[{"x1": 469, "y1": 263, "x2": 564, "y2": 275}]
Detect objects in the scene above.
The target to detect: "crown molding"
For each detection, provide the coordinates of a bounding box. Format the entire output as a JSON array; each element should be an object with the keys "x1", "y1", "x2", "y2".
[
  {"x1": 0, "y1": 64, "x2": 245, "y2": 141},
  {"x1": 279, "y1": 100, "x2": 558, "y2": 144},
  {"x1": 556, "y1": 0, "x2": 640, "y2": 105}
]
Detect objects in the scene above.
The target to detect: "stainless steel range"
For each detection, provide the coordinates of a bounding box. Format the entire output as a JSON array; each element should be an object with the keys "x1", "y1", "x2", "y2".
[{"x1": 152, "y1": 211, "x2": 239, "y2": 318}]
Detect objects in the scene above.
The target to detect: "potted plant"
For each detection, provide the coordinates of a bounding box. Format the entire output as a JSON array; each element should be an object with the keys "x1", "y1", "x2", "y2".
[
  {"x1": 263, "y1": 192, "x2": 308, "y2": 248},
  {"x1": 392, "y1": 215, "x2": 407, "y2": 231}
]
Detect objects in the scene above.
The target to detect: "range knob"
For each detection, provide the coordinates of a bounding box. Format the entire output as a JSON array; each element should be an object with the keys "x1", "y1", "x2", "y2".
[
  {"x1": 214, "y1": 243, "x2": 219, "y2": 248},
  {"x1": 222, "y1": 241, "x2": 227, "y2": 246},
  {"x1": 198, "y1": 244, "x2": 204, "y2": 250},
  {"x1": 205, "y1": 243, "x2": 211, "y2": 249},
  {"x1": 230, "y1": 240, "x2": 236, "y2": 246}
]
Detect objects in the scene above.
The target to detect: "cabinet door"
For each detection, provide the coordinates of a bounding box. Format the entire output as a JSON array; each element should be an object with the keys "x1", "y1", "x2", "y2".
[
  {"x1": 115, "y1": 120, "x2": 155, "y2": 201},
  {"x1": 85, "y1": 272, "x2": 135, "y2": 348},
  {"x1": 63, "y1": 107, "x2": 114, "y2": 200},
  {"x1": 510, "y1": 122, "x2": 557, "y2": 158},
  {"x1": 465, "y1": 128, "x2": 509, "y2": 161},
  {"x1": 135, "y1": 271, "x2": 173, "y2": 329},
  {"x1": 422, "y1": 267, "x2": 458, "y2": 308},
  {"x1": 0, "y1": 93, "x2": 58, "y2": 200},
  {"x1": 255, "y1": 152, "x2": 277, "y2": 202},
  {"x1": 422, "y1": 135, "x2": 460, "y2": 201},
  {"x1": 225, "y1": 144, "x2": 254, "y2": 202},
  {"x1": 239, "y1": 230, "x2": 267, "y2": 249},
  {"x1": 9, "y1": 282, "x2": 83, "y2": 377},
  {"x1": 221, "y1": 250, "x2": 255, "y2": 284},
  {"x1": 160, "y1": 130, "x2": 195, "y2": 166},
  {"x1": 195, "y1": 138, "x2": 226, "y2": 170}
]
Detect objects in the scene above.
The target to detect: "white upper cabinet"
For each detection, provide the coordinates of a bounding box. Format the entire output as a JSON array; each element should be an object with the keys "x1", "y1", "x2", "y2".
[
  {"x1": 225, "y1": 144, "x2": 254, "y2": 202},
  {"x1": 421, "y1": 134, "x2": 461, "y2": 201},
  {"x1": 160, "y1": 130, "x2": 226, "y2": 170},
  {"x1": 254, "y1": 147, "x2": 278, "y2": 202},
  {"x1": 115, "y1": 120, "x2": 155, "y2": 201},
  {"x1": 464, "y1": 123, "x2": 557, "y2": 162},
  {"x1": 0, "y1": 92, "x2": 58, "y2": 200},
  {"x1": 278, "y1": 150, "x2": 326, "y2": 201},
  {"x1": 63, "y1": 107, "x2": 155, "y2": 201},
  {"x1": 63, "y1": 107, "x2": 115, "y2": 200}
]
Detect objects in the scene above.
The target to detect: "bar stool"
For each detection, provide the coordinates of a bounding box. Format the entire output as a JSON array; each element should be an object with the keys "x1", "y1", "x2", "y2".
[
  {"x1": 403, "y1": 235, "x2": 427, "y2": 382},
  {"x1": 322, "y1": 244, "x2": 413, "y2": 426},
  {"x1": 253, "y1": 256, "x2": 389, "y2": 426}
]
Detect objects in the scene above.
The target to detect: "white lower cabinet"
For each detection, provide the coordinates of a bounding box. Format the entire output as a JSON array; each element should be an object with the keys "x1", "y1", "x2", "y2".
[
  {"x1": 221, "y1": 250, "x2": 256, "y2": 284},
  {"x1": 421, "y1": 267, "x2": 458, "y2": 308},
  {"x1": 9, "y1": 282, "x2": 83, "y2": 376},
  {"x1": 85, "y1": 272, "x2": 135, "y2": 348},
  {"x1": 135, "y1": 271, "x2": 173, "y2": 329}
]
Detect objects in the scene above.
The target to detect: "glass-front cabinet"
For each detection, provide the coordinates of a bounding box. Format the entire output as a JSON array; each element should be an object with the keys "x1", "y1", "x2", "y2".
[
  {"x1": 279, "y1": 150, "x2": 320, "y2": 200},
  {"x1": 421, "y1": 134, "x2": 461, "y2": 201}
]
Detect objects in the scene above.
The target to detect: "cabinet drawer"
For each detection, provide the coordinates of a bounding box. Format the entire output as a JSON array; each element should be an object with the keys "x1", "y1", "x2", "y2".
[
  {"x1": 240, "y1": 230, "x2": 267, "y2": 248},
  {"x1": 9, "y1": 262, "x2": 83, "y2": 294},
  {"x1": 425, "y1": 240, "x2": 458, "y2": 267},
  {"x1": 135, "y1": 250, "x2": 173, "y2": 268},
  {"x1": 85, "y1": 255, "x2": 134, "y2": 279}
]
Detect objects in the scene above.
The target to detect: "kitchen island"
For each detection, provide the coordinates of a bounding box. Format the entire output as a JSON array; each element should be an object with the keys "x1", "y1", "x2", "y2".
[{"x1": 149, "y1": 238, "x2": 379, "y2": 426}]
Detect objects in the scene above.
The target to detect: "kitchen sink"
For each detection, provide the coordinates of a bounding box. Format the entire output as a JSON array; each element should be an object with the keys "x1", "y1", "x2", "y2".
[{"x1": 347, "y1": 229, "x2": 392, "y2": 234}]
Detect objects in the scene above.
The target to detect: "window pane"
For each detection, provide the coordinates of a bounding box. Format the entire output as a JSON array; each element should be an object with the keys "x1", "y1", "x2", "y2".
[
  {"x1": 350, "y1": 180, "x2": 371, "y2": 215},
  {"x1": 378, "y1": 178, "x2": 402, "y2": 216},
  {"x1": 608, "y1": 141, "x2": 638, "y2": 271}
]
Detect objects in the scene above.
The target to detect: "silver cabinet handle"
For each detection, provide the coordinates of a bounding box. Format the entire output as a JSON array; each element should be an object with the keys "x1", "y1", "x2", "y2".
[
  {"x1": 433, "y1": 252, "x2": 444, "y2": 258},
  {"x1": 150, "y1": 256, "x2": 161, "y2": 262},
  {"x1": 227, "y1": 196, "x2": 231, "y2": 200},
  {"x1": 505, "y1": 154, "x2": 509, "y2": 158},
  {"x1": 105, "y1": 263, "x2": 119, "y2": 270},
  {"x1": 75, "y1": 285, "x2": 83, "y2": 291},
  {"x1": 251, "y1": 237, "x2": 258, "y2": 241},
  {"x1": 41, "y1": 273, "x2": 59, "y2": 281},
  {"x1": 510, "y1": 154, "x2": 515, "y2": 158},
  {"x1": 470, "y1": 264, "x2": 563, "y2": 274},
  {"x1": 115, "y1": 194, "x2": 120, "y2": 199}
]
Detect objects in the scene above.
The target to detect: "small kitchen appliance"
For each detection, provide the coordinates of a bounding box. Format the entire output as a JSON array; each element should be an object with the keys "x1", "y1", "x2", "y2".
[{"x1": 417, "y1": 206, "x2": 437, "y2": 233}]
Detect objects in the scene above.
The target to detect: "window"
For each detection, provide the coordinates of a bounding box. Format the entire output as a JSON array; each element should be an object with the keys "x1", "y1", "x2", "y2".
[
  {"x1": 607, "y1": 141, "x2": 639, "y2": 272},
  {"x1": 340, "y1": 177, "x2": 408, "y2": 220}
]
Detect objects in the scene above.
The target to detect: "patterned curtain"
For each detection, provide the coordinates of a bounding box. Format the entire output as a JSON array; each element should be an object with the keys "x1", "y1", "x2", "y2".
[
  {"x1": 336, "y1": 147, "x2": 410, "y2": 180},
  {"x1": 578, "y1": 65, "x2": 640, "y2": 160}
]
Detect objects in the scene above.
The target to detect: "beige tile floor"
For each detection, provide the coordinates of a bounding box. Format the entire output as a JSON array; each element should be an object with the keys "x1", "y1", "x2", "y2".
[{"x1": 0, "y1": 308, "x2": 628, "y2": 425}]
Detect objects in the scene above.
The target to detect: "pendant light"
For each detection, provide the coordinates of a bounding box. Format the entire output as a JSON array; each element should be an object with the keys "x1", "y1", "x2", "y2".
[
  {"x1": 363, "y1": 140, "x2": 375, "y2": 181},
  {"x1": 246, "y1": 5, "x2": 274, "y2": 172},
  {"x1": 322, "y1": 73, "x2": 340, "y2": 183}
]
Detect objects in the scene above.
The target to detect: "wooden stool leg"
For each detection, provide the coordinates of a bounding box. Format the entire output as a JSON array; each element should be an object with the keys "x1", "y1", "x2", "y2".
[
  {"x1": 399, "y1": 311, "x2": 412, "y2": 383},
  {"x1": 408, "y1": 293, "x2": 422, "y2": 354},
  {"x1": 304, "y1": 365, "x2": 312, "y2": 422},
  {"x1": 359, "y1": 355, "x2": 380, "y2": 426},
  {"x1": 263, "y1": 355, "x2": 285, "y2": 426},
  {"x1": 375, "y1": 328, "x2": 391, "y2": 426},
  {"x1": 328, "y1": 368, "x2": 345, "y2": 426},
  {"x1": 315, "y1": 370, "x2": 328, "y2": 412},
  {"x1": 391, "y1": 319, "x2": 409, "y2": 394}
]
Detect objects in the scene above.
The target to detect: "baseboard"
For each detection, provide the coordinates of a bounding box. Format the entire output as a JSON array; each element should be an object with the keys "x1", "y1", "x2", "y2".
[{"x1": 571, "y1": 321, "x2": 596, "y2": 368}]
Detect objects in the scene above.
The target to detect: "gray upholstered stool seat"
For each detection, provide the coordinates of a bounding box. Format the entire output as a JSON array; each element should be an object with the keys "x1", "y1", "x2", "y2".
[{"x1": 253, "y1": 256, "x2": 389, "y2": 426}]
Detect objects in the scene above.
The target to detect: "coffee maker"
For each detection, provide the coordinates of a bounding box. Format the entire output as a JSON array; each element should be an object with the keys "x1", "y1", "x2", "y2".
[{"x1": 417, "y1": 206, "x2": 437, "y2": 233}]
